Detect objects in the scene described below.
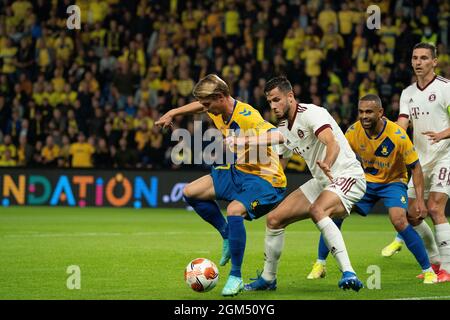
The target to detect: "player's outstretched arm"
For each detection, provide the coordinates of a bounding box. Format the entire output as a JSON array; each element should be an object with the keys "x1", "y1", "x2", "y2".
[
  {"x1": 224, "y1": 130, "x2": 285, "y2": 147},
  {"x1": 155, "y1": 101, "x2": 207, "y2": 129},
  {"x1": 410, "y1": 161, "x2": 427, "y2": 219},
  {"x1": 316, "y1": 128, "x2": 340, "y2": 181}
]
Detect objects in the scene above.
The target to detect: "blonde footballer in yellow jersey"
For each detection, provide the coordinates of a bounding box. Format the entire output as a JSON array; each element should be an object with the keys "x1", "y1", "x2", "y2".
[{"x1": 156, "y1": 74, "x2": 286, "y2": 297}]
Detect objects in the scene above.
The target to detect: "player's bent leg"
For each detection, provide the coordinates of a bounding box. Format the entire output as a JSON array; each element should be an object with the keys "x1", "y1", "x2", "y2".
[
  {"x1": 245, "y1": 189, "x2": 312, "y2": 291},
  {"x1": 183, "y1": 175, "x2": 216, "y2": 200},
  {"x1": 183, "y1": 175, "x2": 230, "y2": 265},
  {"x1": 427, "y1": 192, "x2": 450, "y2": 282},
  {"x1": 266, "y1": 189, "x2": 313, "y2": 229},
  {"x1": 222, "y1": 201, "x2": 247, "y2": 296},
  {"x1": 309, "y1": 191, "x2": 363, "y2": 292},
  {"x1": 389, "y1": 207, "x2": 437, "y2": 283}
]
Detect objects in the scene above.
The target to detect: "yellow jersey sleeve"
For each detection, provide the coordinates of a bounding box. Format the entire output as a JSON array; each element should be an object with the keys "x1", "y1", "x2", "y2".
[
  {"x1": 398, "y1": 128, "x2": 419, "y2": 167},
  {"x1": 344, "y1": 123, "x2": 358, "y2": 152},
  {"x1": 233, "y1": 103, "x2": 275, "y2": 134}
]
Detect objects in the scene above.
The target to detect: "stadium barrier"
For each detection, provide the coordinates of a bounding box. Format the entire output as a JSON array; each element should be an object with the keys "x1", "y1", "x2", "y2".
[{"x1": 0, "y1": 168, "x2": 392, "y2": 213}]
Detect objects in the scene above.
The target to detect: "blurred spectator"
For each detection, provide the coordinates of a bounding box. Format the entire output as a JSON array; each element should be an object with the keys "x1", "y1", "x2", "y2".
[
  {"x1": 69, "y1": 132, "x2": 95, "y2": 168},
  {"x1": 0, "y1": 0, "x2": 447, "y2": 173},
  {"x1": 93, "y1": 138, "x2": 111, "y2": 169},
  {"x1": 41, "y1": 135, "x2": 60, "y2": 167}
]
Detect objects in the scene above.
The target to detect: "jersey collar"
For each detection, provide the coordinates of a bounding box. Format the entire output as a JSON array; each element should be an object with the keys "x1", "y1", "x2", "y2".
[
  {"x1": 223, "y1": 98, "x2": 238, "y2": 125},
  {"x1": 416, "y1": 74, "x2": 437, "y2": 91},
  {"x1": 288, "y1": 103, "x2": 300, "y2": 130},
  {"x1": 364, "y1": 118, "x2": 387, "y2": 140}
]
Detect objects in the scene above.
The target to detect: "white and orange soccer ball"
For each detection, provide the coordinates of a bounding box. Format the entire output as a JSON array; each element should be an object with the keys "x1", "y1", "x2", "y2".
[{"x1": 184, "y1": 258, "x2": 219, "y2": 292}]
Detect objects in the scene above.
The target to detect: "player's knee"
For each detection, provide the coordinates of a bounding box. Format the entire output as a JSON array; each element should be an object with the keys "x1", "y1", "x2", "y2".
[
  {"x1": 427, "y1": 203, "x2": 444, "y2": 223},
  {"x1": 309, "y1": 202, "x2": 325, "y2": 221},
  {"x1": 182, "y1": 184, "x2": 193, "y2": 199},
  {"x1": 226, "y1": 202, "x2": 246, "y2": 217},
  {"x1": 266, "y1": 214, "x2": 282, "y2": 229},
  {"x1": 392, "y1": 215, "x2": 408, "y2": 231}
]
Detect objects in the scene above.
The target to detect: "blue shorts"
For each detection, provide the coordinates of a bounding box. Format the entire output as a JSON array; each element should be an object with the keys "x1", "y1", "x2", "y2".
[
  {"x1": 211, "y1": 165, "x2": 286, "y2": 220},
  {"x1": 354, "y1": 182, "x2": 408, "y2": 216}
]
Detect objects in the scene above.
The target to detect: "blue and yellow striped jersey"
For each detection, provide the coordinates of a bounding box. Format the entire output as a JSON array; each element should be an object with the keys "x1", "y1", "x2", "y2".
[
  {"x1": 208, "y1": 100, "x2": 286, "y2": 188},
  {"x1": 345, "y1": 119, "x2": 419, "y2": 184}
]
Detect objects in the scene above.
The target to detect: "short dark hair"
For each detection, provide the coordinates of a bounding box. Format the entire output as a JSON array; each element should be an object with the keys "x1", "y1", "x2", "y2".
[
  {"x1": 413, "y1": 42, "x2": 437, "y2": 59},
  {"x1": 359, "y1": 94, "x2": 382, "y2": 108},
  {"x1": 264, "y1": 76, "x2": 293, "y2": 95}
]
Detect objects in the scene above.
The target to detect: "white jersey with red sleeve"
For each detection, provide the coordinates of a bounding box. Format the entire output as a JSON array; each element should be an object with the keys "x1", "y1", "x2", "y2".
[
  {"x1": 399, "y1": 75, "x2": 450, "y2": 168},
  {"x1": 276, "y1": 103, "x2": 364, "y2": 186}
]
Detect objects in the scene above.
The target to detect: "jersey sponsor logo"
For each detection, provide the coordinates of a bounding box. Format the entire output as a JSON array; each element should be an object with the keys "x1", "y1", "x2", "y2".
[
  {"x1": 411, "y1": 106, "x2": 420, "y2": 119},
  {"x1": 374, "y1": 137, "x2": 395, "y2": 157},
  {"x1": 428, "y1": 93, "x2": 436, "y2": 102},
  {"x1": 239, "y1": 108, "x2": 252, "y2": 116},
  {"x1": 297, "y1": 129, "x2": 305, "y2": 138}
]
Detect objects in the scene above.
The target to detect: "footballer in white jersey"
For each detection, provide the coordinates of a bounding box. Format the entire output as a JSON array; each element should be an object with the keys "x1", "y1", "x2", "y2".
[
  {"x1": 391, "y1": 42, "x2": 450, "y2": 282},
  {"x1": 276, "y1": 103, "x2": 365, "y2": 212},
  {"x1": 227, "y1": 76, "x2": 366, "y2": 292},
  {"x1": 399, "y1": 75, "x2": 450, "y2": 198}
]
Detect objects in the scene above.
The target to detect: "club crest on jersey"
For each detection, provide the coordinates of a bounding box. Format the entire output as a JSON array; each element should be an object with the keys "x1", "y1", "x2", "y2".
[
  {"x1": 429, "y1": 93, "x2": 436, "y2": 101},
  {"x1": 375, "y1": 137, "x2": 395, "y2": 157},
  {"x1": 297, "y1": 129, "x2": 304, "y2": 138}
]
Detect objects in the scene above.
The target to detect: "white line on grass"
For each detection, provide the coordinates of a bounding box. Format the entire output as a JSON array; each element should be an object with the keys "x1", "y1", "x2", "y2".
[{"x1": 392, "y1": 296, "x2": 450, "y2": 300}]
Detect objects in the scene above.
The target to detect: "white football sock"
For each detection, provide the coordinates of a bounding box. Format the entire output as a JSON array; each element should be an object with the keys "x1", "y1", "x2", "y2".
[
  {"x1": 316, "y1": 217, "x2": 355, "y2": 274},
  {"x1": 261, "y1": 227, "x2": 285, "y2": 281},
  {"x1": 435, "y1": 223, "x2": 450, "y2": 272},
  {"x1": 394, "y1": 235, "x2": 404, "y2": 243},
  {"x1": 413, "y1": 221, "x2": 441, "y2": 265}
]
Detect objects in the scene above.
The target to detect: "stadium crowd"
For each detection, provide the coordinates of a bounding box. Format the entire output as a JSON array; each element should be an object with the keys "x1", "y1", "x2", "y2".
[{"x1": 0, "y1": 0, "x2": 448, "y2": 170}]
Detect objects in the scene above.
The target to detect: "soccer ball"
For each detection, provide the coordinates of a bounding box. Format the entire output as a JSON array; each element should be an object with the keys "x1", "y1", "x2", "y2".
[{"x1": 184, "y1": 258, "x2": 219, "y2": 292}]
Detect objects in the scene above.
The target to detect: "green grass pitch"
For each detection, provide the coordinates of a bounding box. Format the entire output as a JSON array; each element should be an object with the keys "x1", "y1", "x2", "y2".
[{"x1": 0, "y1": 207, "x2": 449, "y2": 300}]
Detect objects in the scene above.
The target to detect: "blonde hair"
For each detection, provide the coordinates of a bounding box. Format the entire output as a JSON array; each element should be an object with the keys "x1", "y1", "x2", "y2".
[{"x1": 192, "y1": 74, "x2": 230, "y2": 99}]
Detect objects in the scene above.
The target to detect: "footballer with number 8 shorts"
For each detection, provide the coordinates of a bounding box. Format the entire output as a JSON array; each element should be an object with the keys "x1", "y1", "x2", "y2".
[{"x1": 382, "y1": 42, "x2": 450, "y2": 282}]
